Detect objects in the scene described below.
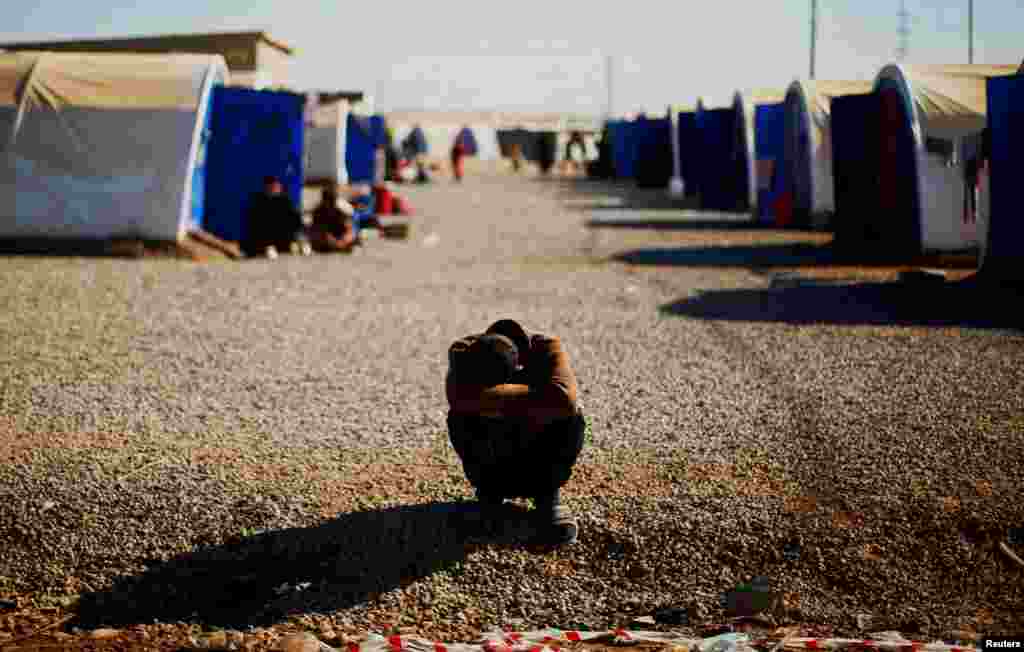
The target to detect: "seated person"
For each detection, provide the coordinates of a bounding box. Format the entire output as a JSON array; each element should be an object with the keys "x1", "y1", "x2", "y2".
[
  {"x1": 242, "y1": 176, "x2": 304, "y2": 258},
  {"x1": 309, "y1": 186, "x2": 356, "y2": 253},
  {"x1": 446, "y1": 319, "x2": 586, "y2": 546}
]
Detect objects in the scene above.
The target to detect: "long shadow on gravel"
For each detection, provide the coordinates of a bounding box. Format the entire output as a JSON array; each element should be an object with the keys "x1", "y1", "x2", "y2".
[
  {"x1": 72, "y1": 501, "x2": 486, "y2": 631},
  {"x1": 662, "y1": 278, "x2": 1024, "y2": 331},
  {"x1": 614, "y1": 243, "x2": 837, "y2": 268},
  {"x1": 543, "y1": 177, "x2": 702, "y2": 212}
]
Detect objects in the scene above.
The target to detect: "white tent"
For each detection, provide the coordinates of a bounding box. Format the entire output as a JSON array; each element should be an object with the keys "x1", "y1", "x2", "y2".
[
  {"x1": 305, "y1": 98, "x2": 350, "y2": 185},
  {"x1": 1, "y1": 51, "x2": 227, "y2": 242},
  {"x1": 873, "y1": 64, "x2": 1018, "y2": 253},
  {"x1": 782, "y1": 79, "x2": 873, "y2": 229}
]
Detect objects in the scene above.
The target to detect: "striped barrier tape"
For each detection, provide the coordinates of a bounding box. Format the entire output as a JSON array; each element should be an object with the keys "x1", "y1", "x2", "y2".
[{"x1": 333, "y1": 630, "x2": 980, "y2": 652}]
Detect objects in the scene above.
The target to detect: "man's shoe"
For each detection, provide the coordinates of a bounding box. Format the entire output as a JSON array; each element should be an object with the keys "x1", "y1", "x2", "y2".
[{"x1": 533, "y1": 493, "x2": 578, "y2": 546}]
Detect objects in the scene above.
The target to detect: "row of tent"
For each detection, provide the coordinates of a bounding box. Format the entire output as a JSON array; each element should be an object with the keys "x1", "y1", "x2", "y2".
[
  {"x1": 603, "y1": 62, "x2": 1024, "y2": 271},
  {"x1": 0, "y1": 50, "x2": 497, "y2": 245}
]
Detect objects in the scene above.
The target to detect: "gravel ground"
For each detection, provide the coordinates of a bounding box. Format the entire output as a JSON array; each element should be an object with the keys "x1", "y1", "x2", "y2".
[{"x1": 1, "y1": 165, "x2": 1023, "y2": 649}]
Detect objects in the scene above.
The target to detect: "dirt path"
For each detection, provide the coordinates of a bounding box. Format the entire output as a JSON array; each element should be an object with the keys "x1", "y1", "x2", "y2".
[{"x1": 1, "y1": 167, "x2": 1022, "y2": 649}]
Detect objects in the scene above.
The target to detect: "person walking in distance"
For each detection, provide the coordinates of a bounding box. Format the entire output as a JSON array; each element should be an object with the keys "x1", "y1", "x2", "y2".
[
  {"x1": 451, "y1": 137, "x2": 467, "y2": 182},
  {"x1": 445, "y1": 319, "x2": 585, "y2": 545}
]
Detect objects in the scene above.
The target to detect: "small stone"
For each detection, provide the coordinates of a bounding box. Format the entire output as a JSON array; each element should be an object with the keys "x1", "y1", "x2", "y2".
[
  {"x1": 856, "y1": 614, "x2": 873, "y2": 631},
  {"x1": 89, "y1": 628, "x2": 122, "y2": 640},
  {"x1": 200, "y1": 631, "x2": 228, "y2": 649},
  {"x1": 278, "y1": 633, "x2": 324, "y2": 652},
  {"x1": 318, "y1": 629, "x2": 338, "y2": 644}
]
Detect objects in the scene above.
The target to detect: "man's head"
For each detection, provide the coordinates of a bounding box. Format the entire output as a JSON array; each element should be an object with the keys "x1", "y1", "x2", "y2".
[
  {"x1": 466, "y1": 334, "x2": 519, "y2": 387},
  {"x1": 264, "y1": 176, "x2": 284, "y2": 196},
  {"x1": 485, "y1": 319, "x2": 530, "y2": 361}
]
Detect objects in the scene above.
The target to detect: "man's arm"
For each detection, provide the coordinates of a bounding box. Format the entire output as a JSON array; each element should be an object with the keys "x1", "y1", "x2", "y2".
[{"x1": 445, "y1": 335, "x2": 577, "y2": 420}]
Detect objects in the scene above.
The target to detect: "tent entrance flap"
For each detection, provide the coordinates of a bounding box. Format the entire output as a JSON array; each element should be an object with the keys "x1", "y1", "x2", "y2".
[
  {"x1": 830, "y1": 92, "x2": 881, "y2": 244},
  {"x1": 203, "y1": 87, "x2": 305, "y2": 244},
  {"x1": 984, "y1": 73, "x2": 1024, "y2": 273},
  {"x1": 755, "y1": 103, "x2": 786, "y2": 223},
  {"x1": 878, "y1": 83, "x2": 922, "y2": 254}
]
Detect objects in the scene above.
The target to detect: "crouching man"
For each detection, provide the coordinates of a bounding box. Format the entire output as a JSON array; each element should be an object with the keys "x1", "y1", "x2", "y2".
[{"x1": 446, "y1": 319, "x2": 586, "y2": 545}]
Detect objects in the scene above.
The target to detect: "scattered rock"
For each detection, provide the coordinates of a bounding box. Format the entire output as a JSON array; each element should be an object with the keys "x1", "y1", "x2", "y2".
[
  {"x1": 278, "y1": 633, "x2": 327, "y2": 652},
  {"x1": 856, "y1": 614, "x2": 873, "y2": 632},
  {"x1": 89, "y1": 628, "x2": 122, "y2": 640}
]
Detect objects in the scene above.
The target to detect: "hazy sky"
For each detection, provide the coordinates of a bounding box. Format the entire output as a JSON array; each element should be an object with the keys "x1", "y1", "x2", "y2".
[{"x1": 2, "y1": 1, "x2": 1022, "y2": 114}]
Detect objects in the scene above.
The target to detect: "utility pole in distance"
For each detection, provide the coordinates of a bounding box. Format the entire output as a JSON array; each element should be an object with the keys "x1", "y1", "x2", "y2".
[
  {"x1": 968, "y1": 0, "x2": 974, "y2": 64},
  {"x1": 810, "y1": 0, "x2": 818, "y2": 79},
  {"x1": 605, "y1": 54, "x2": 614, "y2": 120},
  {"x1": 897, "y1": 0, "x2": 911, "y2": 61}
]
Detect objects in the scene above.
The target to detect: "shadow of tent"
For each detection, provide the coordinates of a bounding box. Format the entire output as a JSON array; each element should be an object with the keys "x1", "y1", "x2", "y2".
[
  {"x1": 612, "y1": 244, "x2": 837, "y2": 268},
  {"x1": 660, "y1": 280, "x2": 1024, "y2": 330},
  {"x1": 72, "y1": 501, "x2": 538, "y2": 631},
  {"x1": 587, "y1": 218, "x2": 782, "y2": 232},
  {"x1": 543, "y1": 177, "x2": 699, "y2": 212}
]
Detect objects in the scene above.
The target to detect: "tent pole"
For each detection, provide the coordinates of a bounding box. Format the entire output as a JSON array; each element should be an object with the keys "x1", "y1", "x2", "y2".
[
  {"x1": 809, "y1": 0, "x2": 818, "y2": 79},
  {"x1": 668, "y1": 104, "x2": 685, "y2": 197}
]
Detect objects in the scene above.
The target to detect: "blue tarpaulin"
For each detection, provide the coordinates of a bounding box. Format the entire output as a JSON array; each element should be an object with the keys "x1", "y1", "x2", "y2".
[
  {"x1": 830, "y1": 93, "x2": 880, "y2": 242},
  {"x1": 347, "y1": 114, "x2": 386, "y2": 184},
  {"x1": 698, "y1": 108, "x2": 739, "y2": 211},
  {"x1": 755, "y1": 103, "x2": 786, "y2": 222},
  {"x1": 203, "y1": 87, "x2": 305, "y2": 243},
  {"x1": 985, "y1": 73, "x2": 1024, "y2": 271},
  {"x1": 609, "y1": 120, "x2": 639, "y2": 179},
  {"x1": 635, "y1": 117, "x2": 672, "y2": 188}
]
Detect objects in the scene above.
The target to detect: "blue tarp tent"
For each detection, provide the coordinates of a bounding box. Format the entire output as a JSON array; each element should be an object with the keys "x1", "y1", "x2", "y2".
[
  {"x1": 203, "y1": 87, "x2": 305, "y2": 244},
  {"x1": 982, "y1": 71, "x2": 1024, "y2": 278},
  {"x1": 609, "y1": 120, "x2": 638, "y2": 179},
  {"x1": 635, "y1": 117, "x2": 672, "y2": 188},
  {"x1": 755, "y1": 103, "x2": 787, "y2": 222},
  {"x1": 831, "y1": 65, "x2": 1016, "y2": 256},
  {"x1": 346, "y1": 114, "x2": 386, "y2": 184},
  {"x1": 829, "y1": 92, "x2": 880, "y2": 244},
  {"x1": 697, "y1": 107, "x2": 741, "y2": 211}
]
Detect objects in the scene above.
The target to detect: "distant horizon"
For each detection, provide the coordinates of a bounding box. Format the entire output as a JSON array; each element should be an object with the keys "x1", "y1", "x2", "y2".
[{"x1": 3, "y1": 0, "x2": 1022, "y2": 114}]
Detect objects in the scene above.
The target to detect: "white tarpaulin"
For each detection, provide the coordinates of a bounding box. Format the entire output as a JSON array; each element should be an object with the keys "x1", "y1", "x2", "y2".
[
  {"x1": 879, "y1": 64, "x2": 1020, "y2": 140},
  {"x1": 784, "y1": 79, "x2": 874, "y2": 223},
  {"x1": 305, "y1": 100, "x2": 350, "y2": 184},
  {"x1": 0, "y1": 51, "x2": 228, "y2": 242},
  {"x1": 874, "y1": 63, "x2": 1018, "y2": 252}
]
